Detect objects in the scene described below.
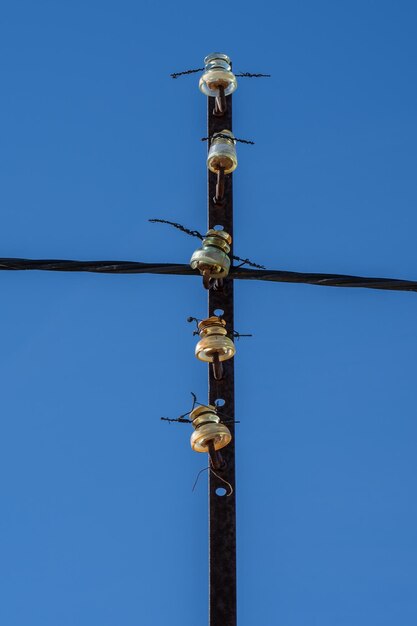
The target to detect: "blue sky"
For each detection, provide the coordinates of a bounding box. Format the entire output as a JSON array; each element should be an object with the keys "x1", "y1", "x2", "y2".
[{"x1": 1, "y1": 1, "x2": 417, "y2": 624}]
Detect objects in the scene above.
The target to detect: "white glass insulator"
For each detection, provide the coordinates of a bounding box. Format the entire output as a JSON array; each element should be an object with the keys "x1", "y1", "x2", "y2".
[
  {"x1": 207, "y1": 141, "x2": 237, "y2": 174},
  {"x1": 190, "y1": 246, "x2": 230, "y2": 278},
  {"x1": 199, "y1": 68, "x2": 238, "y2": 97}
]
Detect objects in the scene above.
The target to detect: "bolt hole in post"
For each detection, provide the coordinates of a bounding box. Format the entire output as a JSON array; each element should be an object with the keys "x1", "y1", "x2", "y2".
[
  {"x1": 215, "y1": 487, "x2": 227, "y2": 497},
  {"x1": 214, "y1": 398, "x2": 225, "y2": 407},
  {"x1": 213, "y1": 308, "x2": 224, "y2": 316}
]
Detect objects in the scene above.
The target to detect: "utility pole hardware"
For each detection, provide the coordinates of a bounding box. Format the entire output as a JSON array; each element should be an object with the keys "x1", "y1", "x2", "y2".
[
  {"x1": 3, "y1": 50, "x2": 417, "y2": 626},
  {"x1": 207, "y1": 81, "x2": 236, "y2": 626}
]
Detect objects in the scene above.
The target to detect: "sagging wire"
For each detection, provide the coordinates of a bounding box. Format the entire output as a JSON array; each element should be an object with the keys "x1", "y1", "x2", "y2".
[{"x1": 149, "y1": 218, "x2": 265, "y2": 269}]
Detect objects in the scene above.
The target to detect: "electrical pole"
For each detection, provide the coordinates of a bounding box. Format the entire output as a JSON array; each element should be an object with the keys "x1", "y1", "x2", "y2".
[
  {"x1": 3, "y1": 51, "x2": 417, "y2": 626},
  {"x1": 207, "y1": 92, "x2": 236, "y2": 626}
]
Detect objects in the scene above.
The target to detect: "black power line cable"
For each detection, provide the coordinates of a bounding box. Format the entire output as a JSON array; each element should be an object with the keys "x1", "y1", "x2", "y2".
[
  {"x1": 231, "y1": 267, "x2": 417, "y2": 292},
  {"x1": 0, "y1": 259, "x2": 192, "y2": 274},
  {"x1": 1, "y1": 257, "x2": 417, "y2": 293}
]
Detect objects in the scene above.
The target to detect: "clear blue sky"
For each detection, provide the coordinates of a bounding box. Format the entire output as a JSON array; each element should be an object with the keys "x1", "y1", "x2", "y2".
[{"x1": 1, "y1": 1, "x2": 417, "y2": 624}]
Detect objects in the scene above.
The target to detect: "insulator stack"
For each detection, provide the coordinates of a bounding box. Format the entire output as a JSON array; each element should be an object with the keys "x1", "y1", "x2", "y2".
[
  {"x1": 190, "y1": 405, "x2": 231, "y2": 450},
  {"x1": 199, "y1": 53, "x2": 237, "y2": 116},
  {"x1": 195, "y1": 316, "x2": 236, "y2": 380},
  {"x1": 207, "y1": 131, "x2": 237, "y2": 205},
  {"x1": 190, "y1": 229, "x2": 232, "y2": 289}
]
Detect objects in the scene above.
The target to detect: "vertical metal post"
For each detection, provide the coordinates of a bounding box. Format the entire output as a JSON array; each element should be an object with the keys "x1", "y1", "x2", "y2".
[{"x1": 208, "y1": 93, "x2": 237, "y2": 626}]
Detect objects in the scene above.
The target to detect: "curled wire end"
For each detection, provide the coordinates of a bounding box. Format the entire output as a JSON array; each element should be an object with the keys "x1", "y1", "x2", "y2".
[
  {"x1": 192, "y1": 466, "x2": 233, "y2": 496},
  {"x1": 187, "y1": 317, "x2": 201, "y2": 336},
  {"x1": 209, "y1": 468, "x2": 234, "y2": 496},
  {"x1": 192, "y1": 466, "x2": 209, "y2": 492},
  {"x1": 190, "y1": 392, "x2": 198, "y2": 410}
]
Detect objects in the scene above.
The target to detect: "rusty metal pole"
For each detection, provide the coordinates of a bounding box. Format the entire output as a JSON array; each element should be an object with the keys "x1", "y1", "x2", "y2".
[{"x1": 207, "y1": 91, "x2": 236, "y2": 626}]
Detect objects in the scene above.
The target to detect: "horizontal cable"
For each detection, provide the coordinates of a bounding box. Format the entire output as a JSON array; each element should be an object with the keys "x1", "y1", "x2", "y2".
[
  {"x1": 0, "y1": 257, "x2": 416, "y2": 293},
  {"x1": 0, "y1": 259, "x2": 194, "y2": 275},
  {"x1": 231, "y1": 267, "x2": 417, "y2": 292}
]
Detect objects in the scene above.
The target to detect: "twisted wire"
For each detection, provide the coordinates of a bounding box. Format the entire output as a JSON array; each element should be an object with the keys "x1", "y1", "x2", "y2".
[
  {"x1": 149, "y1": 219, "x2": 264, "y2": 268},
  {"x1": 171, "y1": 69, "x2": 270, "y2": 80},
  {"x1": 235, "y1": 72, "x2": 271, "y2": 78},
  {"x1": 149, "y1": 218, "x2": 204, "y2": 240},
  {"x1": 170, "y1": 68, "x2": 204, "y2": 79},
  {"x1": 0, "y1": 257, "x2": 416, "y2": 293},
  {"x1": 201, "y1": 135, "x2": 255, "y2": 145}
]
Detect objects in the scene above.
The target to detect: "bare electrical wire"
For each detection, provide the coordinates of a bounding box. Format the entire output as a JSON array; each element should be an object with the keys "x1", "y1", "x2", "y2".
[
  {"x1": 170, "y1": 69, "x2": 270, "y2": 80},
  {"x1": 201, "y1": 135, "x2": 255, "y2": 145},
  {"x1": 149, "y1": 218, "x2": 265, "y2": 268},
  {"x1": 149, "y1": 218, "x2": 204, "y2": 240},
  {"x1": 235, "y1": 72, "x2": 271, "y2": 78},
  {"x1": 170, "y1": 68, "x2": 204, "y2": 79},
  {"x1": 233, "y1": 256, "x2": 265, "y2": 270},
  {"x1": 160, "y1": 416, "x2": 192, "y2": 424}
]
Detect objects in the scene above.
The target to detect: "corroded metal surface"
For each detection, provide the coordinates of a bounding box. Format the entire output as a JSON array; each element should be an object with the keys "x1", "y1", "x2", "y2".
[{"x1": 208, "y1": 93, "x2": 237, "y2": 626}]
